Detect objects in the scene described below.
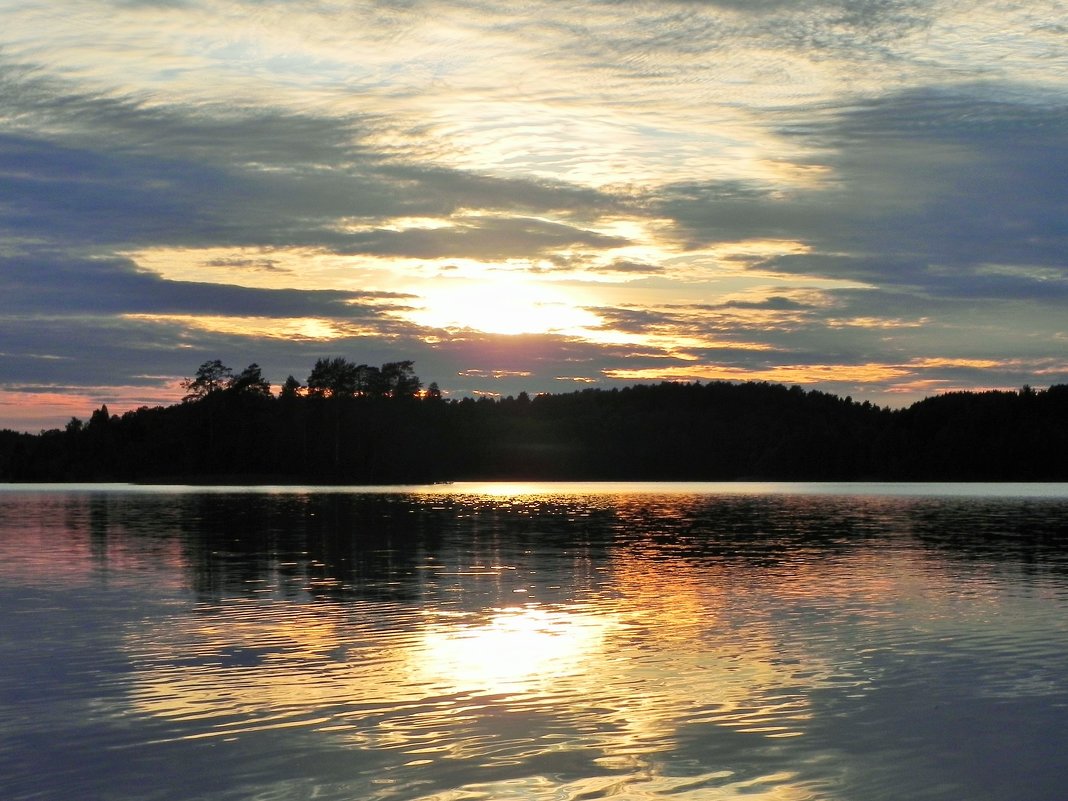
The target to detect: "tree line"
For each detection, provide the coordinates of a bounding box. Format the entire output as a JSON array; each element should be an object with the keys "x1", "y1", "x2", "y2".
[{"x1": 1, "y1": 358, "x2": 1067, "y2": 483}]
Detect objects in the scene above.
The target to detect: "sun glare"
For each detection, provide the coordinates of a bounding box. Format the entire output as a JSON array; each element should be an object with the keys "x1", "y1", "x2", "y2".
[
  {"x1": 405, "y1": 280, "x2": 601, "y2": 336},
  {"x1": 415, "y1": 606, "x2": 613, "y2": 695}
]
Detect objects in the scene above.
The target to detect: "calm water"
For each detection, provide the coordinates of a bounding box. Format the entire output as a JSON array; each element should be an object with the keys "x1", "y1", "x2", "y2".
[{"x1": 2, "y1": 482, "x2": 1068, "y2": 801}]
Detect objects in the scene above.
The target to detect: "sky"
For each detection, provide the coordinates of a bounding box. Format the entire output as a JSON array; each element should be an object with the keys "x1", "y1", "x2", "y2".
[{"x1": 2, "y1": 0, "x2": 1067, "y2": 430}]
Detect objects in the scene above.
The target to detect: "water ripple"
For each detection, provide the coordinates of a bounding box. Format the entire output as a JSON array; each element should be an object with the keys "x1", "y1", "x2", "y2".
[{"x1": 4, "y1": 487, "x2": 1068, "y2": 800}]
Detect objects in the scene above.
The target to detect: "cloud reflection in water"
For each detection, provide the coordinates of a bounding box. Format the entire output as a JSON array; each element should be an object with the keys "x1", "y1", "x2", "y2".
[{"x1": 5, "y1": 487, "x2": 1068, "y2": 800}]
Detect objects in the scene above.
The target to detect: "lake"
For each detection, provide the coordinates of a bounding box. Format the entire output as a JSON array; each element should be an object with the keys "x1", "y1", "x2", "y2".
[{"x1": 2, "y1": 482, "x2": 1067, "y2": 801}]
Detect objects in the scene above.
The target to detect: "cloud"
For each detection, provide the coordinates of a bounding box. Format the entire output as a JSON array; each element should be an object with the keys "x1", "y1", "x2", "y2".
[
  {"x1": 338, "y1": 216, "x2": 630, "y2": 260},
  {"x1": 0, "y1": 252, "x2": 405, "y2": 318},
  {"x1": 722, "y1": 296, "x2": 811, "y2": 311},
  {"x1": 203, "y1": 257, "x2": 287, "y2": 272},
  {"x1": 595, "y1": 259, "x2": 663, "y2": 274},
  {"x1": 0, "y1": 70, "x2": 622, "y2": 256},
  {"x1": 652, "y1": 87, "x2": 1068, "y2": 300},
  {"x1": 2, "y1": 0, "x2": 1068, "y2": 428}
]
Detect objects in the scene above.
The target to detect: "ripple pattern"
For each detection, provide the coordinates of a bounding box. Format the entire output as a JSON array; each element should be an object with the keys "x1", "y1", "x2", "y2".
[{"x1": 2, "y1": 486, "x2": 1068, "y2": 801}]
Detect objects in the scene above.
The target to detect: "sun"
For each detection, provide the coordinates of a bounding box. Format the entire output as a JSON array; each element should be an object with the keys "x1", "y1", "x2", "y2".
[{"x1": 404, "y1": 278, "x2": 601, "y2": 336}]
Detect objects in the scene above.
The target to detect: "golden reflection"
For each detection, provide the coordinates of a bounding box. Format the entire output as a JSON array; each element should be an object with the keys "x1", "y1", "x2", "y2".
[
  {"x1": 606, "y1": 544, "x2": 817, "y2": 743},
  {"x1": 119, "y1": 551, "x2": 860, "y2": 744},
  {"x1": 412, "y1": 605, "x2": 615, "y2": 695},
  {"x1": 453, "y1": 481, "x2": 547, "y2": 496},
  {"x1": 118, "y1": 530, "x2": 966, "y2": 801},
  {"x1": 125, "y1": 601, "x2": 351, "y2": 724}
]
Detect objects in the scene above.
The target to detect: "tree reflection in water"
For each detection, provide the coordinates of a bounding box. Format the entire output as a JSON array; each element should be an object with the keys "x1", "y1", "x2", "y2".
[{"x1": 2, "y1": 485, "x2": 1067, "y2": 801}]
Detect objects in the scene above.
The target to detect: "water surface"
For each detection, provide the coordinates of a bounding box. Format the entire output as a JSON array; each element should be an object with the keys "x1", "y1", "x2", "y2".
[{"x1": 2, "y1": 482, "x2": 1067, "y2": 800}]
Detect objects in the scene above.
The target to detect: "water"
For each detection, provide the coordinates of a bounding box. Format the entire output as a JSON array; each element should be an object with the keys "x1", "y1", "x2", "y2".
[{"x1": 2, "y1": 482, "x2": 1067, "y2": 801}]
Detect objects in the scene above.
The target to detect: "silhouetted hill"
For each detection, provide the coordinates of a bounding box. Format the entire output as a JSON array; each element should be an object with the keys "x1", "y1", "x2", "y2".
[{"x1": 2, "y1": 370, "x2": 1067, "y2": 483}]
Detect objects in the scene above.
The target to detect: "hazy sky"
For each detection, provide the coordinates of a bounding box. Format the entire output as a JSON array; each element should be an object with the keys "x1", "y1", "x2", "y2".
[{"x1": 3, "y1": 0, "x2": 1067, "y2": 429}]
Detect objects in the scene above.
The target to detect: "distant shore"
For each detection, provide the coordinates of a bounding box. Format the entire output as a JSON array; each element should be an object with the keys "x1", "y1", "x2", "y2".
[{"x1": 4, "y1": 379, "x2": 1067, "y2": 483}]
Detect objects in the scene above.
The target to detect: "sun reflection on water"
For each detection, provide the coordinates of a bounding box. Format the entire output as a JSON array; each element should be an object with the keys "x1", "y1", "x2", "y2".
[
  {"x1": 7, "y1": 488, "x2": 1068, "y2": 801},
  {"x1": 414, "y1": 605, "x2": 615, "y2": 695}
]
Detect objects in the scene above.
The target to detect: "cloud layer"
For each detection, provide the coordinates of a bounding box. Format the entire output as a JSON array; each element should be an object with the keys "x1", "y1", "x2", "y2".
[{"x1": 2, "y1": 0, "x2": 1067, "y2": 428}]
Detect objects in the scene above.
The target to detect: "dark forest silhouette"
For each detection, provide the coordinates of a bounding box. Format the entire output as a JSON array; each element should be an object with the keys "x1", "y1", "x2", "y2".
[{"x1": 2, "y1": 358, "x2": 1067, "y2": 482}]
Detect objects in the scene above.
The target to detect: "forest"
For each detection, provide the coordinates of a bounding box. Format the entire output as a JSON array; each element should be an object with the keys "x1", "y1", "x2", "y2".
[{"x1": 2, "y1": 357, "x2": 1067, "y2": 483}]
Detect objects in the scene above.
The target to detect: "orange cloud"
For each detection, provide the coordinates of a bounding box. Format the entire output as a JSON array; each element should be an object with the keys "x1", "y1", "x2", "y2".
[{"x1": 604, "y1": 362, "x2": 911, "y2": 385}]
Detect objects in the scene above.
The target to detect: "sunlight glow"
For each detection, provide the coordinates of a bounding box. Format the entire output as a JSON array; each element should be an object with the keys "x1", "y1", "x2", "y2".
[
  {"x1": 605, "y1": 362, "x2": 913, "y2": 384},
  {"x1": 415, "y1": 605, "x2": 613, "y2": 694},
  {"x1": 121, "y1": 314, "x2": 374, "y2": 341},
  {"x1": 404, "y1": 280, "x2": 602, "y2": 336},
  {"x1": 909, "y1": 357, "x2": 1008, "y2": 369},
  {"x1": 0, "y1": 384, "x2": 183, "y2": 433},
  {"x1": 457, "y1": 482, "x2": 546, "y2": 496}
]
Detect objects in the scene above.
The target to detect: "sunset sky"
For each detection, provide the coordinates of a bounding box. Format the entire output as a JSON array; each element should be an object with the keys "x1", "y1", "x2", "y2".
[{"x1": 3, "y1": 0, "x2": 1067, "y2": 430}]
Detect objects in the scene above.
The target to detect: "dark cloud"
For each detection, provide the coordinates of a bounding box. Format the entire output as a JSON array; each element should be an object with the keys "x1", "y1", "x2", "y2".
[
  {"x1": 203, "y1": 257, "x2": 287, "y2": 272},
  {"x1": 0, "y1": 316, "x2": 195, "y2": 390},
  {"x1": 656, "y1": 87, "x2": 1068, "y2": 302},
  {"x1": 0, "y1": 70, "x2": 622, "y2": 257},
  {"x1": 339, "y1": 216, "x2": 629, "y2": 260},
  {"x1": 655, "y1": 179, "x2": 831, "y2": 247},
  {"x1": 816, "y1": 91, "x2": 1068, "y2": 269},
  {"x1": 0, "y1": 132, "x2": 240, "y2": 248},
  {"x1": 589, "y1": 306, "x2": 681, "y2": 334},
  {"x1": 588, "y1": 301, "x2": 811, "y2": 340},
  {"x1": 377, "y1": 164, "x2": 621, "y2": 219},
  {"x1": 721, "y1": 296, "x2": 810, "y2": 310},
  {"x1": 0, "y1": 291, "x2": 424, "y2": 396},
  {"x1": 0, "y1": 69, "x2": 369, "y2": 168},
  {"x1": 0, "y1": 252, "x2": 405, "y2": 318}
]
